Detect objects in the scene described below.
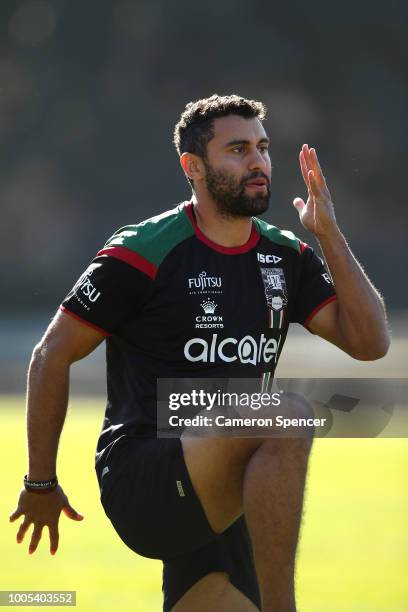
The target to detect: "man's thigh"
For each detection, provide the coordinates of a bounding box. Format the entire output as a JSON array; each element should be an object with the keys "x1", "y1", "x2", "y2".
[
  {"x1": 180, "y1": 436, "x2": 262, "y2": 533},
  {"x1": 181, "y1": 432, "x2": 313, "y2": 534},
  {"x1": 171, "y1": 572, "x2": 259, "y2": 612}
]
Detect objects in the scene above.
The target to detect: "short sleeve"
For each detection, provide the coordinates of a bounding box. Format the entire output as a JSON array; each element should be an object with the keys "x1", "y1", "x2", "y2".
[
  {"x1": 290, "y1": 244, "x2": 336, "y2": 327},
  {"x1": 60, "y1": 253, "x2": 153, "y2": 335}
]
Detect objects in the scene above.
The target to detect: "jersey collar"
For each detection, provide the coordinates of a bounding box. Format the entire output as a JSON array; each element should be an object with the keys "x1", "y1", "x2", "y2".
[{"x1": 184, "y1": 201, "x2": 260, "y2": 255}]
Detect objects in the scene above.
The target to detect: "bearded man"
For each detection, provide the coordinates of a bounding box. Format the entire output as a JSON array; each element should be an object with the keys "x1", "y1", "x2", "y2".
[{"x1": 11, "y1": 94, "x2": 389, "y2": 611}]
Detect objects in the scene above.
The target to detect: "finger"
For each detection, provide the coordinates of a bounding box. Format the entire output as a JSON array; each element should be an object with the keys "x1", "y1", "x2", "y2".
[
  {"x1": 29, "y1": 525, "x2": 44, "y2": 555},
  {"x1": 308, "y1": 170, "x2": 322, "y2": 200},
  {"x1": 299, "y1": 151, "x2": 309, "y2": 186},
  {"x1": 302, "y1": 143, "x2": 313, "y2": 171},
  {"x1": 62, "y1": 503, "x2": 84, "y2": 521},
  {"x1": 310, "y1": 148, "x2": 327, "y2": 188},
  {"x1": 9, "y1": 508, "x2": 23, "y2": 522},
  {"x1": 310, "y1": 147, "x2": 322, "y2": 172},
  {"x1": 301, "y1": 144, "x2": 316, "y2": 189},
  {"x1": 293, "y1": 197, "x2": 305, "y2": 213},
  {"x1": 48, "y1": 525, "x2": 59, "y2": 555},
  {"x1": 16, "y1": 519, "x2": 32, "y2": 544}
]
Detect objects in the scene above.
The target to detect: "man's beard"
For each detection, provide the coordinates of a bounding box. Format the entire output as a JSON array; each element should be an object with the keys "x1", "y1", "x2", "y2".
[{"x1": 203, "y1": 160, "x2": 270, "y2": 218}]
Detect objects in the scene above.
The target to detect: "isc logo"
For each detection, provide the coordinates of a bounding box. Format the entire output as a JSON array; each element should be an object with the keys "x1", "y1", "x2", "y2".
[{"x1": 257, "y1": 253, "x2": 282, "y2": 264}]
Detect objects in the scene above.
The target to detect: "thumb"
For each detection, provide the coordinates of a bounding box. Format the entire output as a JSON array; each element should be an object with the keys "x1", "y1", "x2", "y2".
[
  {"x1": 62, "y1": 503, "x2": 84, "y2": 521},
  {"x1": 293, "y1": 197, "x2": 305, "y2": 213},
  {"x1": 9, "y1": 508, "x2": 23, "y2": 522}
]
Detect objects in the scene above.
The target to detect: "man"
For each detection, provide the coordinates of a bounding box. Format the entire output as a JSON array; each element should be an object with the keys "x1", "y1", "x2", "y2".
[{"x1": 10, "y1": 94, "x2": 389, "y2": 611}]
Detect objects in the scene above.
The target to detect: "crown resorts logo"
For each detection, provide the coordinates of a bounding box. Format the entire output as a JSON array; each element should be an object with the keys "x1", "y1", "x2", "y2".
[
  {"x1": 195, "y1": 300, "x2": 224, "y2": 329},
  {"x1": 201, "y1": 300, "x2": 217, "y2": 314}
]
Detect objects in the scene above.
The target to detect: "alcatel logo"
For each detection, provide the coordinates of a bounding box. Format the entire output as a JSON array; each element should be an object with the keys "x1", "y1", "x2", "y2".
[{"x1": 184, "y1": 333, "x2": 279, "y2": 365}]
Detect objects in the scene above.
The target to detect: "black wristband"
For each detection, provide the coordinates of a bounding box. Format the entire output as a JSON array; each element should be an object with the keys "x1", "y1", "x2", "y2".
[{"x1": 24, "y1": 475, "x2": 58, "y2": 492}]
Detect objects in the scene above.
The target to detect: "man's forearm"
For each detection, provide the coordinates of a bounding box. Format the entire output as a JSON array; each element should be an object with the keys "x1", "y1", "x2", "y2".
[
  {"x1": 317, "y1": 227, "x2": 389, "y2": 358},
  {"x1": 26, "y1": 345, "x2": 70, "y2": 480}
]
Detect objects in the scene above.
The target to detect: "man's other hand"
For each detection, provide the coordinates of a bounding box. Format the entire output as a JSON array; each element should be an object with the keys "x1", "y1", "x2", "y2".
[{"x1": 9, "y1": 485, "x2": 83, "y2": 555}]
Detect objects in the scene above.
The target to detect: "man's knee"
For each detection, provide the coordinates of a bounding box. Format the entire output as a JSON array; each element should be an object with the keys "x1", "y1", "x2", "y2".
[
  {"x1": 180, "y1": 394, "x2": 315, "y2": 530},
  {"x1": 272, "y1": 391, "x2": 317, "y2": 445},
  {"x1": 258, "y1": 435, "x2": 313, "y2": 462}
]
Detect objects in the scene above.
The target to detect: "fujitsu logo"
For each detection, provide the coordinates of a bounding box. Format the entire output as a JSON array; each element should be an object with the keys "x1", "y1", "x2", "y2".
[
  {"x1": 184, "y1": 333, "x2": 279, "y2": 365},
  {"x1": 74, "y1": 270, "x2": 101, "y2": 303},
  {"x1": 188, "y1": 271, "x2": 222, "y2": 290}
]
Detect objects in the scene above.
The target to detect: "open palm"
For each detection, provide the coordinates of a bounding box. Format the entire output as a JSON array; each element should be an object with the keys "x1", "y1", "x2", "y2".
[{"x1": 293, "y1": 144, "x2": 336, "y2": 238}]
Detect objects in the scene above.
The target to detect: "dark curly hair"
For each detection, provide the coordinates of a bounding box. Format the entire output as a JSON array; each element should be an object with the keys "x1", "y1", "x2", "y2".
[{"x1": 173, "y1": 94, "x2": 267, "y2": 161}]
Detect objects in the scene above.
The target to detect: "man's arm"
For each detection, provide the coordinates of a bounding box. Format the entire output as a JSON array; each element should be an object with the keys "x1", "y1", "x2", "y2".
[
  {"x1": 293, "y1": 144, "x2": 390, "y2": 360},
  {"x1": 9, "y1": 310, "x2": 106, "y2": 554},
  {"x1": 307, "y1": 231, "x2": 389, "y2": 359}
]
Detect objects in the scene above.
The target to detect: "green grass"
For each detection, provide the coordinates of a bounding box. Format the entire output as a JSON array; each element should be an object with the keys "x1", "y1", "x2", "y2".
[{"x1": 1, "y1": 395, "x2": 407, "y2": 611}]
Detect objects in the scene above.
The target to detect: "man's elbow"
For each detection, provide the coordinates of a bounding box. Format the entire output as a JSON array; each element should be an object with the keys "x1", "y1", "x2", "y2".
[
  {"x1": 30, "y1": 336, "x2": 71, "y2": 369},
  {"x1": 347, "y1": 334, "x2": 391, "y2": 361}
]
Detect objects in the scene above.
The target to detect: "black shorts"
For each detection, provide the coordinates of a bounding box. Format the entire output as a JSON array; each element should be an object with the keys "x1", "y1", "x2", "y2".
[{"x1": 96, "y1": 435, "x2": 261, "y2": 611}]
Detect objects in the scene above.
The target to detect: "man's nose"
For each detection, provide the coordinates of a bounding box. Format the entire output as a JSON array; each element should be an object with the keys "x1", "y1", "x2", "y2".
[{"x1": 248, "y1": 148, "x2": 268, "y2": 172}]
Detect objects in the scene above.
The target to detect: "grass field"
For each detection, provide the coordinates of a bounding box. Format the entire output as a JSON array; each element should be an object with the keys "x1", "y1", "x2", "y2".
[{"x1": 1, "y1": 395, "x2": 408, "y2": 611}]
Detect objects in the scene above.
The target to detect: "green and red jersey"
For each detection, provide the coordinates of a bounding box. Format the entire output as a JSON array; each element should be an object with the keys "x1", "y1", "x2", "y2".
[{"x1": 61, "y1": 201, "x2": 336, "y2": 453}]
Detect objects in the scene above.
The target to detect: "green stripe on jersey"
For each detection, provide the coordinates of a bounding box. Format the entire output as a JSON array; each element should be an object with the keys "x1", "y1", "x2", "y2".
[
  {"x1": 253, "y1": 217, "x2": 301, "y2": 253},
  {"x1": 104, "y1": 204, "x2": 194, "y2": 267}
]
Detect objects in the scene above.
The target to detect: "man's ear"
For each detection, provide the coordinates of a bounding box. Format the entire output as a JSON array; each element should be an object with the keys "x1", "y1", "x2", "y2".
[{"x1": 180, "y1": 152, "x2": 205, "y2": 183}]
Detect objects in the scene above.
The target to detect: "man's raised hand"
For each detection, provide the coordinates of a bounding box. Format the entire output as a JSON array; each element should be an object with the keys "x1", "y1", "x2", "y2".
[{"x1": 293, "y1": 144, "x2": 337, "y2": 238}]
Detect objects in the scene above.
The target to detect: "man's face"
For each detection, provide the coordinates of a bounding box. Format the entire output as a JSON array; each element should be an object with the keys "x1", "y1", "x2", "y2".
[{"x1": 202, "y1": 115, "x2": 272, "y2": 218}]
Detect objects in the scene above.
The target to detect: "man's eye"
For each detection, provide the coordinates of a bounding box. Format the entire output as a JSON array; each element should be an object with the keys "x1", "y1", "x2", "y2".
[
  {"x1": 232, "y1": 146, "x2": 244, "y2": 153},
  {"x1": 259, "y1": 146, "x2": 269, "y2": 154}
]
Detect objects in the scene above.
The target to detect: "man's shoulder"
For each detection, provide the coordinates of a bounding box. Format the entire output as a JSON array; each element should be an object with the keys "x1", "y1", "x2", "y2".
[
  {"x1": 253, "y1": 217, "x2": 303, "y2": 254},
  {"x1": 103, "y1": 202, "x2": 194, "y2": 267}
]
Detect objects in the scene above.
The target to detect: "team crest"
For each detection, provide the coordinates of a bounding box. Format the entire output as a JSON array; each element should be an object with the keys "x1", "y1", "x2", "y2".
[{"x1": 260, "y1": 267, "x2": 288, "y2": 311}]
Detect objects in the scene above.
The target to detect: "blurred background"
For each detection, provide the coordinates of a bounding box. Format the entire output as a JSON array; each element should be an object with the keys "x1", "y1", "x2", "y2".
[
  {"x1": 0, "y1": 0, "x2": 406, "y2": 392},
  {"x1": 1, "y1": 0, "x2": 407, "y2": 315},
  {"x1": 1, "y1": 1, "x2": 407, "y2": 610}
]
